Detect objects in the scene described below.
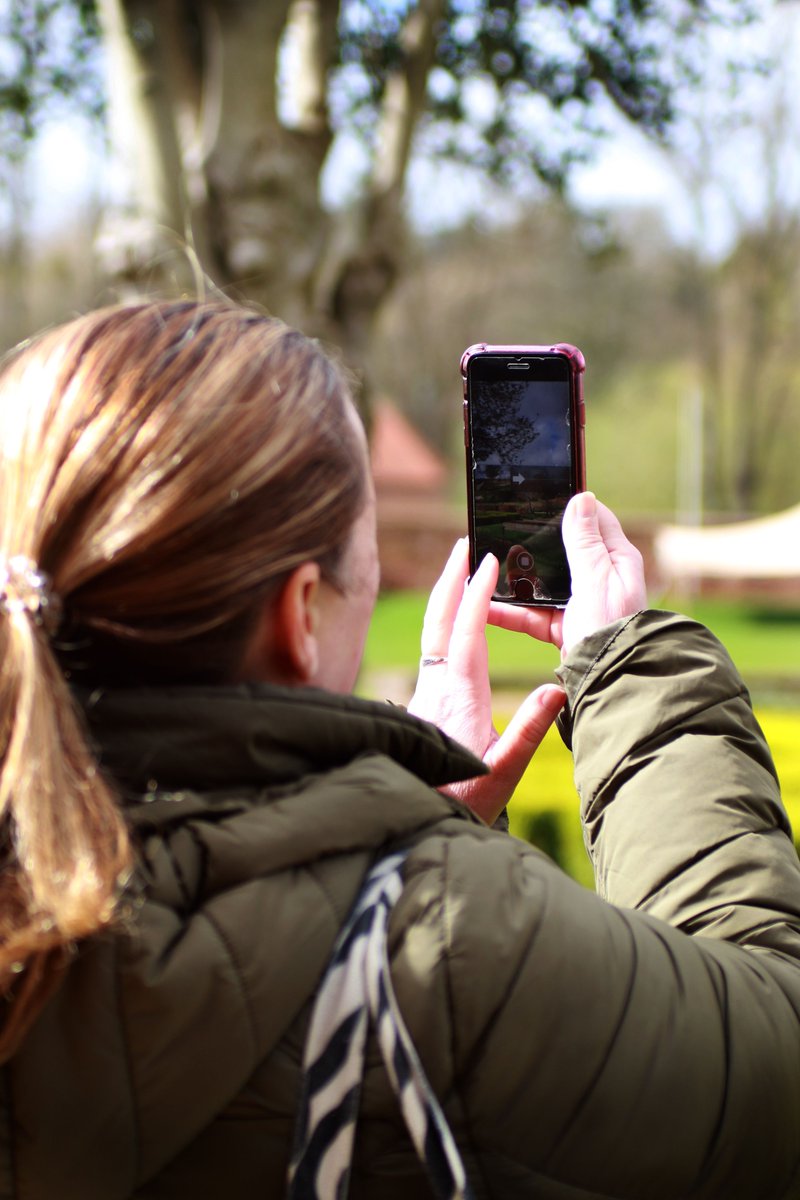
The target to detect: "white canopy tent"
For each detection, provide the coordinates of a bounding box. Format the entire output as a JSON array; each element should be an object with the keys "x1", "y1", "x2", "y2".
[{"x1": 655, "y1": 504, "x2": 800, "y2": 582}]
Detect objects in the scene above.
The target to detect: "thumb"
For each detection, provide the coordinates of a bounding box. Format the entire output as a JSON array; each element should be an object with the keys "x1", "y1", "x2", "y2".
[
  {"x1": 563, "y1": 491, "x2": 609, "y2": 584},
  {"x1": 483, "y1": 684, "x2": 566, "y2": 794},
  {"x1": 563, "y1": 491, "x2": 601, "y2": 552}
]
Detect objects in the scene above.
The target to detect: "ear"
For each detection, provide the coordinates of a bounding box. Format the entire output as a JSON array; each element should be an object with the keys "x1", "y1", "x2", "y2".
[
  {"x1": 277, "y1": 562, "x2": 322, "y2": 683},
  {"x1": 239, "y1": 562, "x2": 322, "y2": 685}
]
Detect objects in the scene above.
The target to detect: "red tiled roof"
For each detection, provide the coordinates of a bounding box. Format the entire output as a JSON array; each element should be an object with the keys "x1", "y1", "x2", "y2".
[{"x1": 370, "y1": 399, "x2": 447, "y2": 493}]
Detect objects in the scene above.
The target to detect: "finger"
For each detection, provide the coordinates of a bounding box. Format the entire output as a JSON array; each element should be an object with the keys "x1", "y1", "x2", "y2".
[
  {"x1": 487, "y1": 600, "x2": 562, "y2": 648},
  {"x1": 446, "y1": 553, "x2": 497, "y2": 682},
  {"x1": 420, "y1": 537, "x2": 469, "y2": 656},
  {"x1": 563, "y1": 493, "x2": 620, "y2": 603},
  {"x1": 563, "y1": 492, "x2": 604, "y2": 559},
  {"x1": 568, "y1": 494, "x2": 636, "y2": 567},
  {"x1": 480, "y1": 685, "x2": 567, "y2": 813}
]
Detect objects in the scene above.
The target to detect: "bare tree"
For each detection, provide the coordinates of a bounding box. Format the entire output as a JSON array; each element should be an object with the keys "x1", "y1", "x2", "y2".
[{"x1": 666, "y1": 3, "x2": 800, "y2": 514}]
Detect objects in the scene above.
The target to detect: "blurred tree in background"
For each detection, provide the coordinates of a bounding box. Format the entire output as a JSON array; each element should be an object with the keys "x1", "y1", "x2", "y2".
[
  {"x1": 371, "y1": 183, "x2": 800, "y2": 518},
  {"x1": 3, "y1": 0, "x2": 799, "y2": 519},
  {"x1": 1, "y1": 0, "x2": 755, "y2": 370},
  {"x1": 0, "y1": 1, "x2": 101, "y2": 339},
  {"x1": 665, "y1": 16, "x2": 800, "y2": 516}
]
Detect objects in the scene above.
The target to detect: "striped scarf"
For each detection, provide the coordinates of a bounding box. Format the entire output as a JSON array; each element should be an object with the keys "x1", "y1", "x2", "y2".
[{"x1": 288, "y1": 851, "x2": 474, "y2": 1200}]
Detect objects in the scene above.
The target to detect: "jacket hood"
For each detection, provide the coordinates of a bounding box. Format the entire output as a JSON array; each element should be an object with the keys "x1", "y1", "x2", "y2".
[
  {"x1": 78, "y1": 682, "x2": 483, "y2": 792},
  {"x1": 75, "y1": 683, "x2": 488, "y2": 876}
]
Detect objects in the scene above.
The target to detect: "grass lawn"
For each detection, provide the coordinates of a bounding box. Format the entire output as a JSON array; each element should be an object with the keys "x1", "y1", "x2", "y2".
[
  {"x1": 362, "y1": 590, "x2": 800, "y2": 883},
  {"x1": 364, "y1": 590, "x2": 800, "y2": 690}
]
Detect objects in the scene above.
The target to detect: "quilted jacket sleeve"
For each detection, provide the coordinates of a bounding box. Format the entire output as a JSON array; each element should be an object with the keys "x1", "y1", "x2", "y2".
[
  {"x1": 559, "y1": 610, "x2": 800, "y2": 950},
  {"x1": 396, "y1": 611, "x2": 800, "y2": 1200}
]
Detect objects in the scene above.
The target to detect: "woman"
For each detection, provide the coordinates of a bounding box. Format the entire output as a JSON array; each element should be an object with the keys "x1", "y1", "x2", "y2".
[{"x1": 0, "y1": 299, "x2": 798, "y2": 1199}]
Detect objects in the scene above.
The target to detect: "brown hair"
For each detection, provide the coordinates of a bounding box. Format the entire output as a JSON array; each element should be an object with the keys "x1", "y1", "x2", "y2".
[{"x1": 0, "y1": 300, "x2": 367, "y2": 1055}]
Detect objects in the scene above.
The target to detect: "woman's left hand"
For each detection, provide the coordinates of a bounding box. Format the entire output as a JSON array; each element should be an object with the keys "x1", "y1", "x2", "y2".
[{"x1": 407, "y1": 538, "x2": 566, "y2": 826}]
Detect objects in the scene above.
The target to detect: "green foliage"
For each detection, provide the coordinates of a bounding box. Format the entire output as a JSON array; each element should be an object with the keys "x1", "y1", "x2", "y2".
[
  {"x1": 0, "y1": 1, "x2": 102, "y2": 163},
  {"x1": 340, "y1": 0, "x2": 757, "y2": 186},
  {"x1": 373, "y1": 196, "x2": 800, "y2": 518},
  {"x1": 1, "y1": 0, "x2": 756, "y2": 188},
  {"x1": 585, "y1": 359, "x2": 689, "y2": 517},
  {"x1": 373, "y1": 202, "x2": 698, "y2": 458},
  {"x1": 503, "y1": 722, "x2": 591, "y2": 885}
]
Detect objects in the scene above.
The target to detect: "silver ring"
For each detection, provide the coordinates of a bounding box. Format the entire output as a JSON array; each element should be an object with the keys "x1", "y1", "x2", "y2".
[{"x1": 420, "y1": 655, "x2": 448, "y2": 667}]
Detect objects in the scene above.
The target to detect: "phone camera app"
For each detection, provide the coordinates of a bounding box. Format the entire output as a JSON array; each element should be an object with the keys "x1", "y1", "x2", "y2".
[{"x1": 506, "y1": 544, "x2": 551, "y2": 602}]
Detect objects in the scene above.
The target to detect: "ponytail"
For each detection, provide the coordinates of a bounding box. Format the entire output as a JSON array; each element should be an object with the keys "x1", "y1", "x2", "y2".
[{"x1": 0, "y1": 562, "x2": 130, "y2": 1059}]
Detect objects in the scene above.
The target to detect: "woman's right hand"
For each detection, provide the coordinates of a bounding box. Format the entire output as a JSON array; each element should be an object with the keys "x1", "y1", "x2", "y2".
[{"x1": 488, "y1": 493, "x2": 647, "y2": 657}]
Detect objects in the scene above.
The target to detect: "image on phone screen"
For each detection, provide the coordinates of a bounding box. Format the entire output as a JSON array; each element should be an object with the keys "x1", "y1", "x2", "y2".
[{"x1": 468, "y1": 357, "x2": 575, "y2": 604}]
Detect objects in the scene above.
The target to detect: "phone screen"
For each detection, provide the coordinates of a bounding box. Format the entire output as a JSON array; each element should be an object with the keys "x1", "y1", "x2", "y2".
[{"x1": 466, "y1": 352, "x2": 579, "y2": 606}]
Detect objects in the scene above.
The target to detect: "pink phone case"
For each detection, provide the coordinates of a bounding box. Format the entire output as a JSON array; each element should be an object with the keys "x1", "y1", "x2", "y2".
[
  {"x1": 460, "y1": 343, "x2": 586, "y2": 491},
  {"x1": 461, "y1": 343, "x2": 587, "y2": 606}
]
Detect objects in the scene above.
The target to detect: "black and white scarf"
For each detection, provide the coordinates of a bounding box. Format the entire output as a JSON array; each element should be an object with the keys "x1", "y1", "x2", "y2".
[{"x1": 288, "y1": 850, "x2": 474, "y2": 1200}]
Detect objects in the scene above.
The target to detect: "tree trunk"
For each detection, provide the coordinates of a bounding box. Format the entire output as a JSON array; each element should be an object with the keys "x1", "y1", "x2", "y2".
[
  {"x1": 93, "y1": 0, "x2": 444, "y2": 400},
  {"x1": 200, "y1": 0, "x2": 331, "y2": 327},
  {"x1": 94, "y1": 0, "x2": 196, "y2": 296}
]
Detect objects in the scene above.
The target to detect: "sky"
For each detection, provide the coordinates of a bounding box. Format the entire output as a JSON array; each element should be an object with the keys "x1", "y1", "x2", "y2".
[
  {"x1": 475, "y1": 381, "x2": 572, "y2": 470},
  {"x1": 25, "y1": 117, "x2": 100, "y2": 234}
]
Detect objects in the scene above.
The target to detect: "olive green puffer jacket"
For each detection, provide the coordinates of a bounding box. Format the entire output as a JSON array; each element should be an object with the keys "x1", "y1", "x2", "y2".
[{"x1": 3, "y1": 611, "x2": 800, "y2": 1199}]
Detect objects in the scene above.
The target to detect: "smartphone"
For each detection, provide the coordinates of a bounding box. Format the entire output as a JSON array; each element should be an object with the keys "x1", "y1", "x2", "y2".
[{"x1": 461, "y1": 343, "x2": 586, "y2": 607}]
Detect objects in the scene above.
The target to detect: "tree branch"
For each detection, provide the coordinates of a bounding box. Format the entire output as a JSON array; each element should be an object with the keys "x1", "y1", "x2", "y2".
[
  {"x1": 158, "y1": 0, "x2": 215, "y2": 269},
  {"x1": 312, "y1": 0, "x2": 445, "y2": 365},
  {"x1": 94, "y1": 0, "x2": 191, "y2": 289},
  {"x1": 371, "y1": 0, "x2": 445, "y2": 200},
  {"x1": 283, "y1": 0, "x2": 339, "y2": 136}
]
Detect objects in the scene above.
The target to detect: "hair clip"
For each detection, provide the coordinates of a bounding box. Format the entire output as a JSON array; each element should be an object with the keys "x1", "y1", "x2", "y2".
[{"x1": 0, "y1": 556, "x2": 63, "y2": 637}]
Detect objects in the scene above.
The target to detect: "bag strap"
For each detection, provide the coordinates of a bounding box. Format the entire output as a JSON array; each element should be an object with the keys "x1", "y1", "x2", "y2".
[{"x1": 287, "y1": 850, "x2": 474, "y2": 1200}]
